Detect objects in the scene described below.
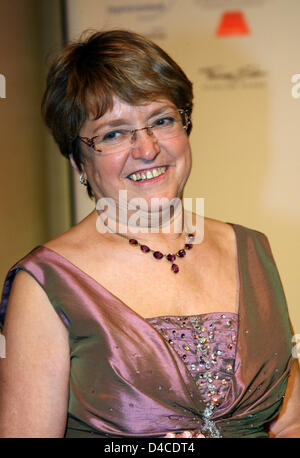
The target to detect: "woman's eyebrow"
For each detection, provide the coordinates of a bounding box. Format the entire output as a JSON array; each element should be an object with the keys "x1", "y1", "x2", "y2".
[
  {"x1": 90, "y1": 118, "x2": 130, "y2": 136},
  {"x1": 90, "y1": 106, "x2": 173, "y2": 136},
  {"x1": 148, "y1": 106, "x2": 174, "y2": 118}
]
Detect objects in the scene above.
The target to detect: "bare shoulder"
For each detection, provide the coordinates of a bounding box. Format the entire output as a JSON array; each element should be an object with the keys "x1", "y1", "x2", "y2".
[
  {"x1": 3, "y1": 268, "x2": 70, "y2": 352},
  {"x1": 203, "y1": 217, "x2": 236, "y2": 255},
  {"x1": 5, "y1": 269, "x2": 65, "y2": 330},
  {"x1": 0, "y1": 271, "x2": 70, "y2": 437},
  {"x1": 43, "y1": 210, "x2": 99, "y2": 260},
  {"x1": 44, "y1": 211, "x2": 99, "y2": 249}
]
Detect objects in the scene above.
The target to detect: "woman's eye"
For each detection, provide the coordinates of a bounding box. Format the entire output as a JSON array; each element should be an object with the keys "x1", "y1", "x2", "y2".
[
  {"x1": 101, "y1": 130, "x2": 126, "y2": 143},
  {"x1": 154, "y1": 115, "x2": 176, "y2": 127}
]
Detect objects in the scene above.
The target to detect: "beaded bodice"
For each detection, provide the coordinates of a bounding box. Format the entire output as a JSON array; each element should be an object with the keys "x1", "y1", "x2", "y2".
[{"x1": 146, "y1": 313, "x2": 238, "y2": 419}]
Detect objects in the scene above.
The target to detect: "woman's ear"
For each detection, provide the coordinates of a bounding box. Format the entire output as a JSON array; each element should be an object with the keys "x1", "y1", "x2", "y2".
[
  {"x1": 70, "y1": 154, "x2": 83, "y2": 176},
  {"x1": 70, "y1": 154, "x2": 89, "y2": 188}
]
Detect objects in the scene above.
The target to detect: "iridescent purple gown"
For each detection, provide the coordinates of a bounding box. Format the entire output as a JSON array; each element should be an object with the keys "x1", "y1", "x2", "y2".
[{"x1": 0, "y1": 224, "x2": 294, "y2": 437}]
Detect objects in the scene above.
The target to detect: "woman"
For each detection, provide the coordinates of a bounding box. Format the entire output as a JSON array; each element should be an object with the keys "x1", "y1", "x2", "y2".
[{"x1": 0, "y1": 30, "x2": 299, "y2": 438}]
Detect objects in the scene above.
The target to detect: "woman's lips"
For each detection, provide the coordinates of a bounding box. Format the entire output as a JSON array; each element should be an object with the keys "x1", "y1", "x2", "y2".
[{"x1": 127, "y1": 166, "x2": 169, "y2": 184}]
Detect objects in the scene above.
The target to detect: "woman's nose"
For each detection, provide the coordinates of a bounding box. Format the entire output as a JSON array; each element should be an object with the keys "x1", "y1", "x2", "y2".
[{"x1": 130, "y1": 127, "x2": 161, "y2": 160}]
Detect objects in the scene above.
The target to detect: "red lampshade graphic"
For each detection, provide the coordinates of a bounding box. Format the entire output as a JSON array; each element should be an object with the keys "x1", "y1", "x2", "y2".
[{"x1": 216, "y1": 11, "x2": 250, "y2": 37}]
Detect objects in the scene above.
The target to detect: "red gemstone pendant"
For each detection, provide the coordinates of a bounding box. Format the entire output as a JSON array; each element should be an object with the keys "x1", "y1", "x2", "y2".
[
  {"x1": 177, "y1": 249, "x2": 186, "y2": 257},
  {"x1": 153, "y1": 251, "x2": 163, "y2": 259},
  {"x1": 167, "y1": 253, "x2": 176, "y2": 262}
]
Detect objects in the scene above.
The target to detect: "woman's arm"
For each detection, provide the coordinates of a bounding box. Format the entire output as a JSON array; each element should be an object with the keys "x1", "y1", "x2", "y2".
[
  {"x1": 268, "y1": 358, "x2": 300, "y2": 438},
  {"x1": 0, "y1": 270, "x2": 70, "y2": 437}
]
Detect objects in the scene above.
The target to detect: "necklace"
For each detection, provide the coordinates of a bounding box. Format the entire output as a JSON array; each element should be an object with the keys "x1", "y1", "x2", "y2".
[{"x1": 114, "y1": 232, "x2": 195, "y2": 273}]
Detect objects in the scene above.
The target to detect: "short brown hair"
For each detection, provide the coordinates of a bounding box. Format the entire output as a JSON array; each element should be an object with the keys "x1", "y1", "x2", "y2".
[{"x1": 41, "y1": 29, "x2": 193, "y2": 199}]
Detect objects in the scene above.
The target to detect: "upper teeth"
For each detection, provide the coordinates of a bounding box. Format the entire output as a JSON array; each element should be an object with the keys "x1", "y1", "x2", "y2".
[{"x1": 128, "y1": 167, "x2": 167, "y2": 181}]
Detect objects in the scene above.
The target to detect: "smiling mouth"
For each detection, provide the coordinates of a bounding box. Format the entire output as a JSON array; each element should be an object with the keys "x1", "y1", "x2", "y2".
[{"x1": 127, "y1": 166, "x2": 168, "y2": 182}]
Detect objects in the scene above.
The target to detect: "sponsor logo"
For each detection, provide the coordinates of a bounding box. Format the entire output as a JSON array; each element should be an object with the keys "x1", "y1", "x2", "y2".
[{"x1": 199, "y1": 64, "x2": 267, "y2": 90}]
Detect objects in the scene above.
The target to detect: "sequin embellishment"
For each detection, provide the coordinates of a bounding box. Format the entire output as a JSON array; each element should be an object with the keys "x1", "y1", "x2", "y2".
[{"x1": 146, "y1": 313, "x2": 238, "y2": 438}]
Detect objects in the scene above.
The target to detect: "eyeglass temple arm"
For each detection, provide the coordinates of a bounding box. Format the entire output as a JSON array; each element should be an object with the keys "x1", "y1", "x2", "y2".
[{"x1": 78, "y1": 136, "x2": 96, "y2": 148}]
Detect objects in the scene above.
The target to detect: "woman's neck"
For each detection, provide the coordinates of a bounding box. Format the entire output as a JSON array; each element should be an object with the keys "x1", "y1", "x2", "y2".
[{"x1": 94, "y1": 202, "x2": 203, "y2": 248}]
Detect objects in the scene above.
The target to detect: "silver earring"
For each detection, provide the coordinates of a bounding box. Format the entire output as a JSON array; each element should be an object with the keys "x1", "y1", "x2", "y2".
[{"x1": 79, "y1": 174, "x2": 88, "y2": 186}]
